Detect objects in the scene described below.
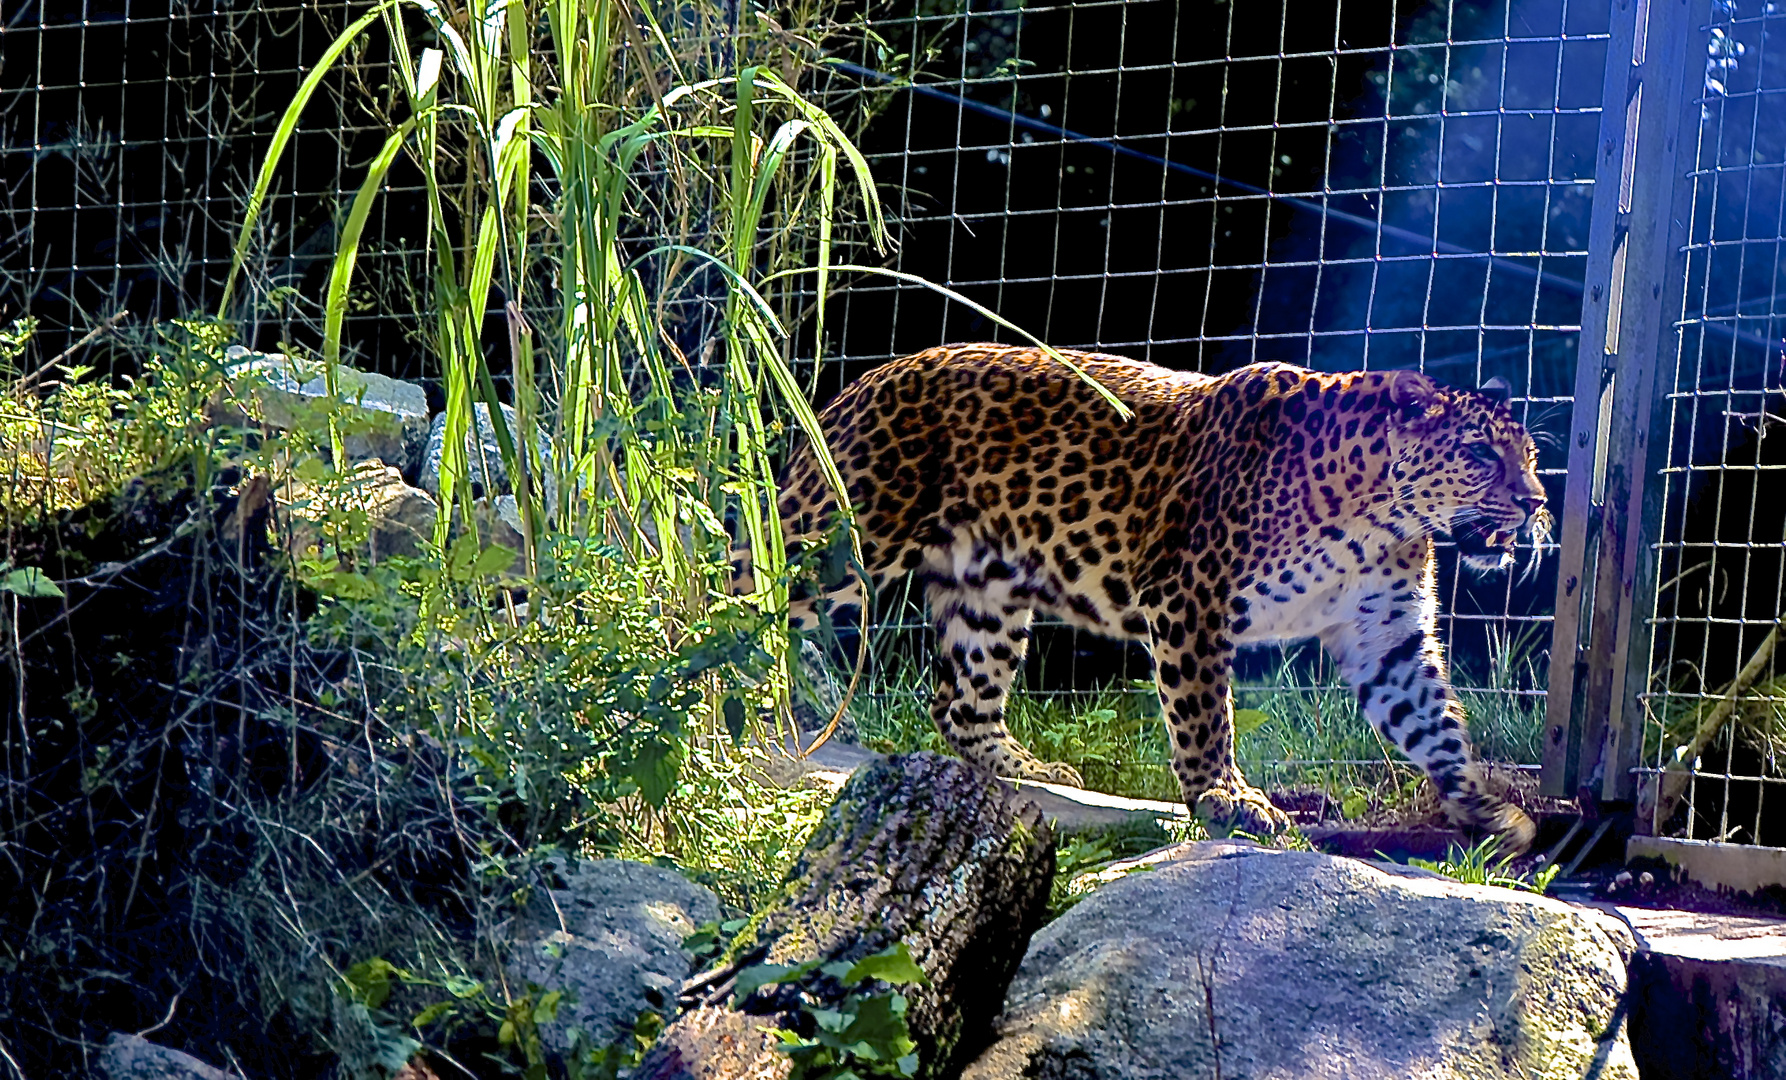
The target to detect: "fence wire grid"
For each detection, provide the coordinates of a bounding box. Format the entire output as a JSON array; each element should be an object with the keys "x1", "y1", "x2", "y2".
[
  {"x1": 1641, "y1": 0, "x2": 1786, "y2": 846},
  {"x1": 33, "y1": 1, "x2": 1786, "y2": 820},
  {"x1": 0, "y1": 1, "x2": 430, "y2": 375}
]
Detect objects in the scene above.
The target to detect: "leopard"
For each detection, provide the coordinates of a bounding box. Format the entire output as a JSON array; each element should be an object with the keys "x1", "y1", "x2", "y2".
[{"x1": 756, "y1": 343, "x2": 1547, "y2": 851}]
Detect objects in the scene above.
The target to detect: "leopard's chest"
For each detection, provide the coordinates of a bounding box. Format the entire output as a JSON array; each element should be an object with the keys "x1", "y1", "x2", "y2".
[
  {"x1": 1226, "y1": 573, "x2": 1376, "y2": 645},
  {"x1": 1224, "y1": 535, "x2": 1429, "y2": 646}
]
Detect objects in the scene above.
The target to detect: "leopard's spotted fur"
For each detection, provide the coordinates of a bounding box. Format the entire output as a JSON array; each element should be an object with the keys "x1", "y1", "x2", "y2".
[{"x1": 766, "y1": 343, "x2": 1546, "y2": 849}]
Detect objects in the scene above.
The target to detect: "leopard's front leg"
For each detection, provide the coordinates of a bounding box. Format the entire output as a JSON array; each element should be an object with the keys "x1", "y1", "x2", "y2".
[
  {"x1": 1148, "y1": 609, "x2": 1290, "y2": 838},
  {"x1": 1323, "y1": 553, "x2": 1536, "y2": 853}
]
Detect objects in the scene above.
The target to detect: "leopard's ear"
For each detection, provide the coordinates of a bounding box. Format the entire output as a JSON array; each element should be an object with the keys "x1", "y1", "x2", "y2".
[
  {"x1": 1479, "y1": 376, "x2": 1512, "y2": 404},
  {"x1": 1387, "y1": 369, "x2": 1441, "y2": 423}
]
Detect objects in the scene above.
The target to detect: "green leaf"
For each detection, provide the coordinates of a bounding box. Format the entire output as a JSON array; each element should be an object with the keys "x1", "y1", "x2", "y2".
[
  {"x1": 723, "y1": 695, "x2": 747, "y2": 743},
  {"x1": 532, "y1": 989, "x2": 564, "y2": 1024},
  {"x1": 471, "y1": 543, "x2": 517, "y2": 577},
  {"x1": 843, "y1": 944, "x2": 928, "y2": 987},
  {"x1": 412, "y1": 1001, "x2": 455, "y2": 1027},
  {"x1": 323, "y1": 117, "x2": 421, "y2": 376},
  {"x1": 1231, "y1": 708, "x2": 1270, "y2": 736},
  {"x1": 320, "y1": 570, "x2": 379, "y2": 600},
  {"x1": 343, "y1": 957, "x2": 406, "y2": 1009},
  {"x1": 631, "y1": 738, "x2": 683, "y2": 808},
  {"x1": 838, "y1": 992, "x2": 914, "y2": 1058},
  {"x1": 446, "y1": 533, "x2": 479, "y2": 582},
  {"x1": 808, "y1": 1007, "x2": 850, "y2": 1033},
  {"x1": 1341, "y1": 790, "x2": 1370, "y2": 821},
  {"x1": 1, "y1": 568, "x2": 64, "y2": 599},
  {"x1": 819, "y1": 960, "x2": 855, "y2": 981},
  {"x1": 444, "y1": 975, "x2": 483, "y2": 998},
  {"x1": 734, "y1": 959, "x2": 819, "y2": 1002}
]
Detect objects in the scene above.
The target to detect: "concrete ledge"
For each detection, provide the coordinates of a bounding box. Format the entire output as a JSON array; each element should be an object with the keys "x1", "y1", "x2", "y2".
[
  {"x1": 769, "y1": 737, "x2": 1188, "y2": 836},
  {"x1": 1004, "y1": 777, "x2": 1190, "y2": 833},
  {"x1": 1628, "y1": 835, "x2": 1786, "y2": 896},
  {"x1": 1594, "y1": 903, "x2": 1786, "y2": 1080}
]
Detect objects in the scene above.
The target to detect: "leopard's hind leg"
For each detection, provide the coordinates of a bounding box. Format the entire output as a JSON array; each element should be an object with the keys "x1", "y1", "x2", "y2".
[{"x1": 926, "y1": 575, "x2": 1083, "y2": 787}]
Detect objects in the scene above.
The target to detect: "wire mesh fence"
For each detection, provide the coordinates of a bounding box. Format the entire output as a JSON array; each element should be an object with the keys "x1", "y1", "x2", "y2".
[
  {"x1": 1639, "y1": 0, "x2": 1786, "y2": 846},
  {"x1": 0, "y1": 1, "x2": 433, "y2": 376},
  {"x1": 0, "y1": 0, "x2": 1671, "y2": 804},
  {"x1": 818, "y1": 0, "x2": 1609, "y2": 791}
]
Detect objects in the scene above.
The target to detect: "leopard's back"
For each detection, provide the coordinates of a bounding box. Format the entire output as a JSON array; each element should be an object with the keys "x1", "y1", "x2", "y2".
[{"x1": 780, "y1": 343, "x2": 1213, "y2": 629}]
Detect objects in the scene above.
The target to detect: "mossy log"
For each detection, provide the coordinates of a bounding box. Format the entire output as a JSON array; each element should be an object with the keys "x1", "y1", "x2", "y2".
[{"x1": 637, "y1": 752, "x2": 1056, "y2": 1080}]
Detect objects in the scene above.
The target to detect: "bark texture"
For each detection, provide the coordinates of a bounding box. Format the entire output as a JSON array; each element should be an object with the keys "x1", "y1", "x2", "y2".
[{"x1": 636, "y1": 752, "x2": 1056, "y2": 1080}]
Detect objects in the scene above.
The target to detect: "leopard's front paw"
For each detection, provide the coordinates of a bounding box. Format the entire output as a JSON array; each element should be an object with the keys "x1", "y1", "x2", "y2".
[
  {"x1": 1195, "y1": 784, "x2": 1290, "y2": 839},
  {"x1": 1456, "y1": 799, "x2": 1536, "y2": 857},
  {"x1": 1014, "y1": 758, "x2": 1084, "y2": 788}
]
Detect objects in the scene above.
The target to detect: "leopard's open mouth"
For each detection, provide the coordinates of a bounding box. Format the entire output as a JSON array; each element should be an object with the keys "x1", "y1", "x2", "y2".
[{"x1": 1452, "y1": 518, "x2": 1518, "y2": 571}]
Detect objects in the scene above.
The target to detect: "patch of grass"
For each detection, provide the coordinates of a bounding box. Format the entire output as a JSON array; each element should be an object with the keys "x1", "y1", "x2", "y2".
[
  {"x1": 850, "y1": 629, "x2": 1547, "y2": 817},
  {"x1": 854, "y1": 667, "x2": 1179, "y2": 802},
  {"x1": 1237, "y1": 635, "x2": 1546, "y2": 807},
  {"x1": 635, "y1": 744, "x2": 832, "y2": 916},
  {"x1": 1401, "y1": 836, "x2": 1559, "y2": 894},
  {"x1": 1045, "y1": 819, "x2": 1185, "y2": 918},
  {"x1": 1457, "y1": 623, "x2": 1551, "y2": 764}
]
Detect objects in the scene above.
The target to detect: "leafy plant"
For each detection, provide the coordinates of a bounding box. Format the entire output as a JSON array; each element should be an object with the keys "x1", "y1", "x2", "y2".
[
  {"x1": 735, "y1": 942, "x2": 930, "y2": 1080},
  {"x1": 683, "y1": 917, "x2": 753, "y2": 968},
  {"x1": 0, "y1": 318, "x2": 239, "y2": 518},
  {"x1": 1045, "y1": 823, "x2": 1176, "y2": 919},
  {"x1": 341, "y1": 953, "x2": 591, "y2": 1080},
  {"x1": 0, "y1": 316, "x2": 37, "y2": 374}
]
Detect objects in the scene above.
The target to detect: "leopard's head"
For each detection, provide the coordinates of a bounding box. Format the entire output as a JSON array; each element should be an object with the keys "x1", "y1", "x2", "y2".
[{"x1": 1387, "y1": 371, "x2": 1550, "y2": 573}]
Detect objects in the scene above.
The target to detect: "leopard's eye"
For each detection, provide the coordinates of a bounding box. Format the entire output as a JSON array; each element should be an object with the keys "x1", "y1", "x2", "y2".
[{"x1": 1466, "y1": 441, "x2": 1499, "y2": 463}]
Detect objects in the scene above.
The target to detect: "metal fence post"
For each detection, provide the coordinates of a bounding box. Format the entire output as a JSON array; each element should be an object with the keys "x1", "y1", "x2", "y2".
[{"x1": 1542, "y1": 0, "x2": 1705, "y2": 802}]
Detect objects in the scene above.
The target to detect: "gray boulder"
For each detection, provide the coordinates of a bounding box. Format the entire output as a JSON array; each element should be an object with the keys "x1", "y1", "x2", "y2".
[
  {"x1": 222, "y1": 347, "x2": 430, "y2": 473},
  {"x1": 98, "y1": 1034, "x2": 239, "y2": 1079},
  {"x1": 280, "y1": 460, "x2": 439, "y2": 561},
  {"x1": 963, "y1": 841, "x2": 1640, "y2": 1080},
  {"x1": 418, "y1": 404, "x2": 556, "y2": 507},
  {"x1": 506, "y1": 858, "x2": 720, "y2": 1058}
]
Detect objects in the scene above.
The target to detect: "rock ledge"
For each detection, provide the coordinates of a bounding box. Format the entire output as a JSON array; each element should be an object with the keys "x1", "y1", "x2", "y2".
[{"x1": 964, "y1": 840, "x2": 1639, "y2": 1080}]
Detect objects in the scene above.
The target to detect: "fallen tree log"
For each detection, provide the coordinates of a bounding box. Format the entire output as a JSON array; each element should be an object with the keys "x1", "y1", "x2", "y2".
[{"x1": 636, "y1": 752, "x2": 1056, "y2": 1080}]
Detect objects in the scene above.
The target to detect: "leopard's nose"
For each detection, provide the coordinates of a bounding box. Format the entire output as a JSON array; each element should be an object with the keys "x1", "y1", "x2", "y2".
[{"x1": 1515, "y1": 496, "x2": 1544, "y2": 522}]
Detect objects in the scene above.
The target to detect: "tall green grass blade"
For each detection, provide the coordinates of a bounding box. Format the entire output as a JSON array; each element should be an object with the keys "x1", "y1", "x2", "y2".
[
  {"x1": 811, "y1": 143, "x2": 837, "y2": 395},
  {"x1": 767, "y1": 264, "x2": 1134, "y2": 419},
  {"x1": 323, "y1": 119, "x2": 419, "y2": 374},
  {"x1": 747, "y1": 71, "x2": 887, "y2": 251},
  {"x1": 217, "y1": 4, "x2": 390, "y2": 317}
]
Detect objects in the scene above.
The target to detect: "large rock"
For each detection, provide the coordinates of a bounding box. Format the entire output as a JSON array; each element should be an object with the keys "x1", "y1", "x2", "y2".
[
  {"x1": 98, "y1": 1034, "x2": 238, "y2": 1080},
  {"x1": 506, "y1": 859, "x2": 720, "y2": 1058},
  {"x1": 280, "y1": 460, "x2": 439, "y2": 561},
  {"x1": 963, "y1": 841, "x2": 1640, "y2": 1080},
  {"x1": 418, "y1": 404, "x2": 556, "y2": 507},
  {"x1": 222, "y1": 347, "x2": 430, "y2": 473}
]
